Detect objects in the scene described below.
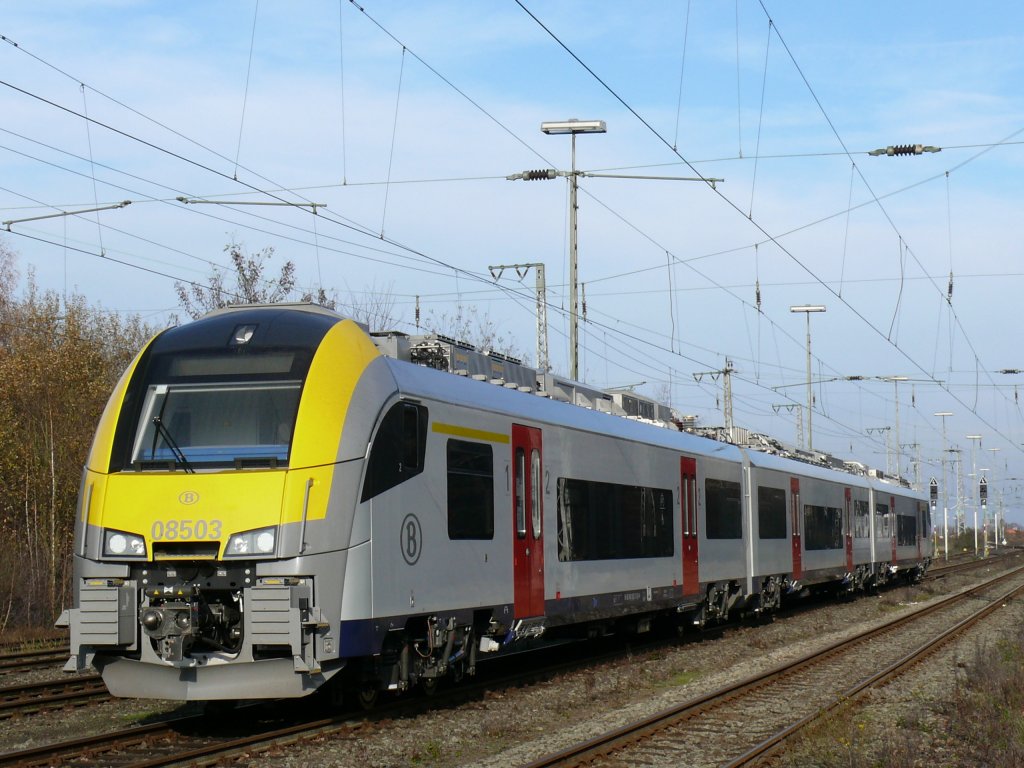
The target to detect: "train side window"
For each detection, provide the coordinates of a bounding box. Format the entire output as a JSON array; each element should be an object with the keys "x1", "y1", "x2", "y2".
[
  {"x1": 804, "y1": 504, "x2": 843, "y2": 550},
  {"x1": 556, "y1": 477, "x2": 673, "y2": 561},
  {"x1": 875, "y1": 503, "x2": 890, "y2": 538},
  {"x1": 361, "y1": 402, "x2": 428, "y2": 502},
  {"x1": 853, "y1": 499, "x2": 871, "y2": 538},
  {"x1": 705, "y1": 478, "x2": 742, "y2": 539},
  {"x1": 897, "y1": 512, "x2": 917, "y2": 545},
  {"x1": 757, "y1": 486, "x2": 787, "y2": 539},
  {"x1": 919, "y1": 501, "x2": 931, "y2": 537},
  {"x1": 447, "y1": 439, "x2": 495, "y2": 540}
]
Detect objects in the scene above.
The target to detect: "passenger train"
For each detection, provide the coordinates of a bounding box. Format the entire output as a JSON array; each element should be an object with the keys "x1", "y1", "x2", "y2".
[{"x1": 57, "y1": 303, "x2": 932, "y2": 702}]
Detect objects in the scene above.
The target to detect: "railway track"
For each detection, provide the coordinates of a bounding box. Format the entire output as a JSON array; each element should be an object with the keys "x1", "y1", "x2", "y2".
[
  {"x1": 523, "y1": 563, "x2": 1024, "y2": 768},
  {"x1": 0, "y1": 647, "x2": 72, "y2": 676},
  {"x1": 0, "y1": 636, "x2": 655, "y2": 767},
  {"x1": 926, "y1": 549, "x2": 1021, "y2": 580},
  {"x1": 0, "y1": 552, "x2": 1018, "y2": 765},
  {"x1": 0, "y1": 675, "x2": 109, "y2": 719}
]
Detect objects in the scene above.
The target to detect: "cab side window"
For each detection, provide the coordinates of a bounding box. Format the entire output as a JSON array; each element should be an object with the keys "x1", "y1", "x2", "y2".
[{"x1": 361, "y1": 402, "x2": 428, "y2": 502}]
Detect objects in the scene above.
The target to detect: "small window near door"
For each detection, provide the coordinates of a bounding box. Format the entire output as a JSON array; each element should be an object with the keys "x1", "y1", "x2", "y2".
[
  {"x1": 515, "y1": 447, "x2": 526, "y2": 538},
  {"x1": 530, "y1": 449, "x2": 542, "y2": 539},
  {"x1": 757, "y1": 486, "x2": 787, "y2": 539},
  {"x1": 447, "y1": 440, "x2": 494, "y2": 540}
]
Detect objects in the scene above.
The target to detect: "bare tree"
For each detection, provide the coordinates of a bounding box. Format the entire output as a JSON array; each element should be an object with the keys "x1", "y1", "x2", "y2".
[
  {"x1": 425, "y1": 303, "x2": 526, "y2": 363},
  {"x1": 342, "y1": 279, "x2": 400, "y2": 331},
  {"x1": 175, "y1": 242, "x2": 329, "y2": 320}
]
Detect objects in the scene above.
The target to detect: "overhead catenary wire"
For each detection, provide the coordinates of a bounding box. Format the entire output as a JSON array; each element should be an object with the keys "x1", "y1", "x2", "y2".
[
  {"x1": 2, "y1": 10, "x2": 1024, "y2": 468},
  {"x1": 515, "y1": 0, "x2": 1024, "y2": 457}
]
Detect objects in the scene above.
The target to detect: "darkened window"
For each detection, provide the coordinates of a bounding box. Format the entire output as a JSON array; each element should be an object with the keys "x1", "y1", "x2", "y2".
[
  {"x1": 447, "y1": 440, "x2": 494, "y2": 540},
  {"x1": 853, "y1": 499, "x2": 871, "y2": 538},
  {"x1": 758, "y1": 486, "x2": 787, "y2": 539},
  {"x1": 919, "y1": 501, "x2": 932, "y2": 538},
  {"x1": 705, "y1": 478, "x2": 742, "y2": 540},
  {"x1": 897, "y1": 513, "x2": 917, "y2": 546},
  {"x1": 875, "y1": 503, "x2": 891, "y2": 538},
  {"x1": 361, "y1": 402, "x2": 428, "y2": 502},
  {"x1": 804, "y1": 505, "x2": 843, "y2": 550},
  {"x1": 557, "y1": 478, "x2": 673, "y2": 561}
]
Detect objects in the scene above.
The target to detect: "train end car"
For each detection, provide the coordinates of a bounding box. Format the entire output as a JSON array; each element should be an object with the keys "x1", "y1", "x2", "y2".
[{"x1": 57, "y1": 303, "x2": 397, "y2": 700}]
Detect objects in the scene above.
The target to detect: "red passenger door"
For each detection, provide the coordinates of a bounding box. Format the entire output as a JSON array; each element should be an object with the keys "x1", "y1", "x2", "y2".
[
  {"x1": 512, "y1": 425, "x2": 544, "y2": 618},
  {"x1": 680, "y1": 457, "x2": 699, "y2": 597},
  {"x1": 790, "y1": 477, "x2": 803, "y2": 580},
  {"x1": 844, "y1": 487, "x2": 854, "y2": 571}
]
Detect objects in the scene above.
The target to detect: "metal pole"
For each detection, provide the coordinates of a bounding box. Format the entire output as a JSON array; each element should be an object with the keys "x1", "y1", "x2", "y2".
[
  {"x1": 967, "y1": 435, "x2": 981, "y2": 556},
  {"x1": 805, "y1": 313, "x2": 813, "y2": 451},
  {"x1": 790, "y1": 305, "x2": 825, "y2": 452},
  {"x1": 487, "y1": 262, "x2": 549, "y2": 373},
  {"x1": 569, "y1": 132, "x2": 579, "y2": 380},
  {"x1": 723, "y1": 359, "x2": 734, "y2": 442},
  {"x1": 935, "y1": 411, "x2": 952, "y2": 561},
  {"x1": 535, "y1": 264, "x2": 548, "y2": 373},
  {"x1": 893, "y1": 379, "x2": 901, "y2": 479}
]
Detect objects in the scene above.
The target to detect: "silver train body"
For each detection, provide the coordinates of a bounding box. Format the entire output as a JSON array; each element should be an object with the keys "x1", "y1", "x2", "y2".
[{"x1": 57, "y1": 304, "x2": 932, "y2": 700}]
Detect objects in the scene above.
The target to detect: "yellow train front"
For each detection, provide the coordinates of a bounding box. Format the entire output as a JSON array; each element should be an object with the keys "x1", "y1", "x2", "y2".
[{"x1": 58, "y1": 304, "x2": 383, "y2": 699}]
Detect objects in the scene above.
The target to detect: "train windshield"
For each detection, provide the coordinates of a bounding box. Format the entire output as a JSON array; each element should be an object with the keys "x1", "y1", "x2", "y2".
[
  {"x1": 123, "y1": 347, "x2": 312, "y2": 470},
  {"x1": 130, "y1": 381, "x2": 302, "y2": 469}
]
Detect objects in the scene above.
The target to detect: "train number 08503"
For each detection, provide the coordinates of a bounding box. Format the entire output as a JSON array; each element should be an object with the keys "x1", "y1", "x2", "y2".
[{"x1": 150, "y1": 519, "x2": 222, "y2": 541}]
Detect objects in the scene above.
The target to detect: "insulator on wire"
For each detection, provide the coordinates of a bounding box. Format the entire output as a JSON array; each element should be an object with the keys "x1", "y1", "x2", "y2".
[
  {"x1": 886, "y1": 144, "x2": 923, "y2": 156},
  {"x1": 524, "y1": 169, "x2": 556, "y2": 181}
]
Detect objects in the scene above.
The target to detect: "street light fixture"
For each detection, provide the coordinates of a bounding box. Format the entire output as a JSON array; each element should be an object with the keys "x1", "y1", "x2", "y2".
[
  {"x1": 790, "y1": 305, "x2": 826, "y2": 451},
  {"x1": 541, "y1": 119, "x2": 607, "y2": 381}
]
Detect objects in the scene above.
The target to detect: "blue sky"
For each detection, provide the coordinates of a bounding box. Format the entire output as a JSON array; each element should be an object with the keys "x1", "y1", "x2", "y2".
[{"x1": 2, "y1": 2, "x2": 1023, "y2": 527}]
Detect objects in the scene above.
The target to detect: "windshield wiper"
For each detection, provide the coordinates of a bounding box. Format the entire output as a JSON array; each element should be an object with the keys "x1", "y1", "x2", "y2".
[{"x1": 152, "y1": 416, "x2": 195, "y2": 474}]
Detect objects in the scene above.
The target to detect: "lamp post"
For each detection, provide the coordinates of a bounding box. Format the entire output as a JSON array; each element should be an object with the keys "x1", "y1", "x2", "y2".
[
  {"x1": 540, "y1": 119, "x2": 606, "y2": 381},
  {"x1": 790, "y1": 305, "x2": 826, "y2": 451},
  {"x1": 935, "y1": 411, "x2": 953, "y2": 560},
  {"x1": 510, "y1": 121, "x2": 721, "y2": 382},
  {"x1": 966, "y1": 434, "x2": 982, "y2": 556}
]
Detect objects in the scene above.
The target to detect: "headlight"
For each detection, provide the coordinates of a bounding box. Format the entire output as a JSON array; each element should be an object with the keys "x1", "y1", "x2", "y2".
[
  {"x1": 103, "y1": 529, "x2": 147, "y2": 558},
  {"x1": 225, "y1": 526, "x2": 277, "y2": 557}
]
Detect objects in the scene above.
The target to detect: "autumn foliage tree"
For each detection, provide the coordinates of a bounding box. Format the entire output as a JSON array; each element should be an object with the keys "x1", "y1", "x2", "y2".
[{"x1": 0, "y1": 244, "x2": 153, "y2": 633}]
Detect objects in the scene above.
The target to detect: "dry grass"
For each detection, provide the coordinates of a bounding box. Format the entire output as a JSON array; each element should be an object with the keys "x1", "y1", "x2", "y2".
[
  {"x1": 944, "y1": 635, "x2": 1024, "y2": 765},
  {"x1": 779, "y1": 627, "x2": 1024, "y2": 767}
]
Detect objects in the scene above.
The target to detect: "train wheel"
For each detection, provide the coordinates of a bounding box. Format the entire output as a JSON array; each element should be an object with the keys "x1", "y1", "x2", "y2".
[{"x1": 357, "y1": 683, "x2": 380, "y2": 710}]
